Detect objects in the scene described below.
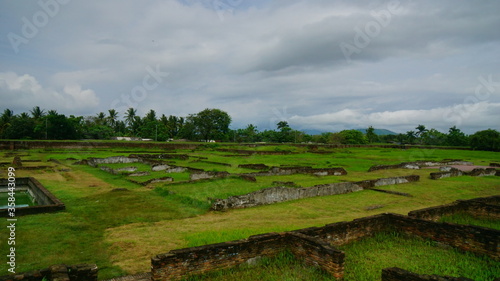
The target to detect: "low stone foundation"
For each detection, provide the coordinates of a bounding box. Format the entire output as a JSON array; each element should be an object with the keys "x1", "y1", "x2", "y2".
[
  {"x1": 0, "y1": 177, "x2": 65, "y2": 217},
  {"x1": 369, "y1": 160, "x2": 474, "y2": 172},
  {"x1": 211, "y1": 175, "x2": 419, "y2": 211},
  {"x1": 189, "y1": 171, "x2": 230, "y2": 181},
  {"x1": 238, "y1": 163, "x2": 270, "y2": 170},
  {"x1": 243, "y1": 166, "x2": 347, "y2": 177},
  {"x1": 151, "y1": 232, "x2": 344, "y2": 281},
  {"x1": 408, "y1": 195, "x2": 500, "y2": 221},
  {"x1": 2, "y1": 196, "x2": 498, "y2": 280},
  {"x1": 430, "y1": 168, "x2": 498, "y2": 180},
  {"x1": 0, "y1": 264, "x2": 98, "y2": 281},
  {"x1": 151, "y1": 209, "x2": 499, "y2": 280}
]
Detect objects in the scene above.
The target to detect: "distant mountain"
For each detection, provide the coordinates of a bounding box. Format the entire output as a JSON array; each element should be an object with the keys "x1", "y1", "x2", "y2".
[{"x1": 356, "y1": 128, "x2": 397, "y2": 136}]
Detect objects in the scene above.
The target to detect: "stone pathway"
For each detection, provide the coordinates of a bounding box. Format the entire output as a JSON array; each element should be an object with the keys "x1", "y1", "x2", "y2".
[{"x1": 103, "y1": 272, "x2": 151, "y2": 281}]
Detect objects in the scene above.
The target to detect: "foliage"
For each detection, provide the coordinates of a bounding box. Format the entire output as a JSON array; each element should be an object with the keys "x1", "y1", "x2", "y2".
[
  {"x1": 339, "y1": 129, "x2": 368, "y2": 144},
  {"x1": 0, "y1": 105, "x2": 496, "y2": 153},
  {"x1": 469, "y1": 129, "x2": 500, "y2": 152},
  {"x1": 187, "y1": 108, "x2": 232, "y2": 141},
  {"x1": 339, "y1": 232, "x2": 500, "y2": 281},
  {"x1": 446, "y1": 126, "x2": 469, "y2": 146},
  {"x1": 366, "y1": 126, "x2": 378, "y2": 143}
]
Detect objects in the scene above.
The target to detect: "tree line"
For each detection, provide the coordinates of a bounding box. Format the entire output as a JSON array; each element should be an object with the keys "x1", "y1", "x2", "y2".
[{"x1": 0, "y1": 107, "x2": 499, "y2": 151}]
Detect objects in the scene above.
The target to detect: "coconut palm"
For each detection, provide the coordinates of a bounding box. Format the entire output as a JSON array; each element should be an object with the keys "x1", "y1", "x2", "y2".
[
  {"x1": 125, "y1": 108, "x2": 137, "y2": 127},
  {"x1": 107, "y1": 109, "x2": 119, "y2": 128},
  {"x1": 30, "y1": 106, "x2": 46, "y2": 119}
]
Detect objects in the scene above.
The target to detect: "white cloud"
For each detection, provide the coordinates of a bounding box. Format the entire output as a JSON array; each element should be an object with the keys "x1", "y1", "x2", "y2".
[
  {"x1": 288, "y1": 102, "x2": 500, "y2": 134},
  {"x1": 0, "y1": 0, "x2": 499, "y2": 134},
  {"x1": 0, "y1": 72, "x2": 99, "y2": 114}
]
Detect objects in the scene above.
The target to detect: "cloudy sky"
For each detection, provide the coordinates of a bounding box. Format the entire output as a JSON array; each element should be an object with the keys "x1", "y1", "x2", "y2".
[{"x1": 1, "y1": 0, "x2": 499, "y2": 134}]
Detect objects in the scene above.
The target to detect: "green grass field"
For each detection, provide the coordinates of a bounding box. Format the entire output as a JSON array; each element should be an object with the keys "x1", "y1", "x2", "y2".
[
  {"x1": 0, "y1": 144, "x2": 499, "y2": 279},
  {"x1": 179, "y1": 232, "x2": 500, "y2": 281}
]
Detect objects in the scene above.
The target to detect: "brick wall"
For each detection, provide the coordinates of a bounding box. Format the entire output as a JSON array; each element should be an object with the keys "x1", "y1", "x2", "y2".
[
  {"x1": 409, "y1": 195, "x2": 500, "y2": 221},
  {"x1": 151, "y1": 232, "x2": 344, "y2": 281},
  {"x1": 387, "y1": 213, "x2": 499, "y2": 260}
]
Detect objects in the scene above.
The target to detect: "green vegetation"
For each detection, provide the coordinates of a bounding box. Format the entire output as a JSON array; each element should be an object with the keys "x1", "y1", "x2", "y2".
[
  {"x1": 0, "y1": 144, "x2": 498, "y2": 280},
  {"x1": 2, "y1": 106, "x2": 500, "y2": 150},
  {"x1": 177, "y1": 233, "x2": 500, "y2": 281},
  {"x1": 183, "y1": 251, "x2": 333, "y2": 281},
  {"x1": 439, "y1": 213, "x2": 500, "y2": 230},
  {"x1": 339, "y1": 232, "x2": 500, "y2": 281}
]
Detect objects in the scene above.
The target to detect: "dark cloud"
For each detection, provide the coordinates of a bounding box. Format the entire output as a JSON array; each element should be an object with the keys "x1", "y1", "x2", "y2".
[{"x1": 0, "y1": 0, "x2": 499, "y2": 133}]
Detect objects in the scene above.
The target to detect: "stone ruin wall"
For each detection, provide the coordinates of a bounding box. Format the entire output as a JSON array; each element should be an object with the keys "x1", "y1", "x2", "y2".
[
  {"x1": 430, "y1": 167, "x2": 498, "y2": 179},
  {"x1": 2, "y1": 195, "x2": 498, "y2": 281},
  {"x1": 151, "y1": 232, "x2": 344, "y2": 281},
  {"x1": 408, "y1": 195, "x2": 500, "y2": 221},
  {"x1": 211, "y1": 175, "x2": 420, "y2": 211},
  {"x1": 243, "y1": 166, "x2": 347, "y2": 177},
  {"x1": 0, "y1": 177, "x2": 65, "y2": 217},
  {"x1": 368, "y1": 160, "x2": 475, "y2": 172},
  {"x1": 0, "y1": 264, "x2": 98, "y2": 281},
  {"x1": 152, "y1": 198, "x2": 500, "y2": 281}
]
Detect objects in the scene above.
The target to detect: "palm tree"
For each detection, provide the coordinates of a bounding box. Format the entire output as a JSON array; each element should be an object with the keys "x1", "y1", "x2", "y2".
[
  {"x1": 1, "y1": 109, "x2": 14, "y2": 122},
  {"x1": 30, "y1": 106, "x2": 45, "y2": 119},
  {"x1": 145, "y1": 109, "x2": 157, "y2": 122},
  {"x1": 19, "y1": 112, "x2": 30, "y2": 119},
  {"x1": 96, "y1": 112, "x2": 107, "y2": 125},
  {"x1": 47, "y1": 110, "x2": 58, "y2": 116},
  {"x1": 107, "y1": 109, "x2": 118, "y2": 128},
  {"x1": 125, "y1": 108, "x2": 137, "y2": 127},
  {"x1": 0, "y1": 109, "x2": 14, "y2": 139}
]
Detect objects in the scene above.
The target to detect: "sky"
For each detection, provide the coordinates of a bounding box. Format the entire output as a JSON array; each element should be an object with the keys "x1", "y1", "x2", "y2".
[{"x1": 0, "y1": 0, "x2": 499, "y2": 134}]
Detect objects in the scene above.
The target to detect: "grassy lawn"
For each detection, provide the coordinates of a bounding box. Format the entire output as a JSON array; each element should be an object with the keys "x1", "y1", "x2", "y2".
[
  {"x1": 0, "y1": 145, "x2": 499, "y2": 279},
  {"x1": 178, "y1": 233, "x2": 500, "y2": 281},
  {"x1": 338, "y1": 232, "x2": 500, "y2": 281},
  {"x1": 439, "y1": 213, "x2": 500, "y2": 230}
]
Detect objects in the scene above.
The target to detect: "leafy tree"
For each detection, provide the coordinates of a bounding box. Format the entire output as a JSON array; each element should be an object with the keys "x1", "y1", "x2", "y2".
[
  {"x1": 234, "y1": 124, "x2": 258, "y2": 143},
  {"x1": 421, "y1": 129, "x2": 446, "y2": 146},
  {"x1": 162, "y1": 115, "x2": 184, "y2": 139},
  {"x1": 469, "y1": 129, "x2": 500, "y2": 151},
  {"x1": 339, "y1": 130, "x2": 368, "y2": 144},
  {"x1": 406, "y1": 131, "x2": 417, "y2": 145},
  {"x1": 446, "y1": 126, "x2": 468, "y2": 146},
  {"x1": 242, "y1": 124, "x2": 258, "y2": 142},
  {"x1": 3, "y1": 113, "x2": 36, "y2": 139},
  {"x1": 139, "y1": 110, "x2": 161, "y2": 140},
  {"x1": 276, "y1": 121, "x2": 293, "y2": 143},
  {"x1": 396, "y1": 133, "x2": 406, "y2": 144},
  {"x1": 0, "y1": 109, "x2": 14, "y2": 139},
  {"x1": 188, "y1": 108, "x2": 231, "y2": 141},
  {"x1": 129, "y1": 116, "x2": 143, "y2": 137},
  {"x1": 46, "y1": 113, "x2": 80, "y2": 139},
  {"x1": 366, "y1": 126, "x2": 378, "y2": 143}
]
